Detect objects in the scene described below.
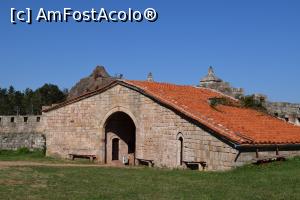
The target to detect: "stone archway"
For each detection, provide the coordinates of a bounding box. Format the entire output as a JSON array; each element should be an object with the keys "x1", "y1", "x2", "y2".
[{"x1": 104, "y1": 111, "x2": 136, "y2": 166}]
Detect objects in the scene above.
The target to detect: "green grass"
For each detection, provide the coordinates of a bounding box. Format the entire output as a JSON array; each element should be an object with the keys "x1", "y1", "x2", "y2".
[
  {"x1": 0, "y1": 157, "x2": 299, "y2": 200},
  {"x1": 0, "y1": 149, "x2": 94, "y2": 164},
  {"x1": 0, "y1": 148, "x2": 47, "y2": 161}
]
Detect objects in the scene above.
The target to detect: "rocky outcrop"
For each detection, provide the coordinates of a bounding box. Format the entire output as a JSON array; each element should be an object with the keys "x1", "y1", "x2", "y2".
[{"x1": 68, "y1": 66, "x2": 117, "y2": 100}]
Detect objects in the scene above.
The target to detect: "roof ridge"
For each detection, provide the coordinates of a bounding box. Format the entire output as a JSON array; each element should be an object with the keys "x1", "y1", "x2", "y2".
[{"x1": 194, "y1": 86, "x2": 239, "y2": 102}]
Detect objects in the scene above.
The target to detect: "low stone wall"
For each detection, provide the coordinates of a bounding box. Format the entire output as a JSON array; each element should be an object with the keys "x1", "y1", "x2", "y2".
[
  {"x1": 238, "y1": 150, "x2": 300, "y2": 164},
  {"x1": 0, "y1": 132, "x2": 45, "y2": 151}
]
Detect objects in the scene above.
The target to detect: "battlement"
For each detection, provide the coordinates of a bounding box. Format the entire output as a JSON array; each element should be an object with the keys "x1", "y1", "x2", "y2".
[{"x1": 0, "y1": 115, "x2": 43, "y2": 134}]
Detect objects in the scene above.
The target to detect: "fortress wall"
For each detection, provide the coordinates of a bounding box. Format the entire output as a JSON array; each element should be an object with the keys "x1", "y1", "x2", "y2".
[
  {"x1": 0, "y1": 116, "x2": 45, "y2": 150},
  {"x1": 0, "y1": 132, "x2": 45, "y2": 151},
  {"x1": 0, "y1": 115, "x2": 43, "y2": 134}
]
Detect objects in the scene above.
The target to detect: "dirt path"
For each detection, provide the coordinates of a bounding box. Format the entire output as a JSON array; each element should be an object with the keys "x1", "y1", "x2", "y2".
[{"x1": 0, "y1": 161, "x2": 107, "y2": 168}]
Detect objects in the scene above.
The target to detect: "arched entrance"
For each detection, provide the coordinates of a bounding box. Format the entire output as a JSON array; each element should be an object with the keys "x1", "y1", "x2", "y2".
[{"x1": 104, "y1": 111, "x2": 136, "y2": 166}]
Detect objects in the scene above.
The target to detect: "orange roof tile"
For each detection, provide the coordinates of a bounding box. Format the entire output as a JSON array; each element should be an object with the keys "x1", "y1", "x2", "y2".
[
  {"x1": 124, "y1": 80, "x2": 300, "y2": 145},
  {"x1": 44, "y1": 80, "x2": 300, "y2": 146}
]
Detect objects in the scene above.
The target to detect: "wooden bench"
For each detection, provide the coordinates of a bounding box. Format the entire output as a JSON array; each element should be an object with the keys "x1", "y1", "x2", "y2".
[
  {"x1": 69, "y1": 154, "x2": 96, "y2": 162},
  {"x1": 137, "y1": 158, "x2": 154, "y2": 167},
  {"x1": 183, "y1": 161, "x2": 207, "y2": 171}
]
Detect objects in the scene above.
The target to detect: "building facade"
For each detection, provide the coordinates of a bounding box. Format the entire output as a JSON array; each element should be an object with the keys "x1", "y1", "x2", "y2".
[
  {"x1": 42, "y1": 80, "x2": 300, "y2": 171},
  {"x1": 1, "y1": 67, "x2": 300, "y2": 171}
]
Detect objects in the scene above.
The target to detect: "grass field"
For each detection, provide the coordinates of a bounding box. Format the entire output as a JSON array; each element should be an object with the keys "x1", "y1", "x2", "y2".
[
  {"x1": 0, "y1": 149, "x2": 94, "y2": 164},
  {"x1": 0, "y1": 150, "x2": 299, "y2": 200}
]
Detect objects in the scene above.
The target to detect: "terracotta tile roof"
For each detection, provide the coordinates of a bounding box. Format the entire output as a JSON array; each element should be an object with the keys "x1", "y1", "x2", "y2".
[
  {"x1": 124, "y1": 80, "x2": 300, "y2": 145},
  {"x1": 43, "y1": 79, "x2": 300, "y2": 146}
]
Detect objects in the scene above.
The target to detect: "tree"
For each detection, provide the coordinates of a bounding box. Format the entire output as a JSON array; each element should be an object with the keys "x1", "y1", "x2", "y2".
[
  {"x1": 0, "y1": 88, "x2": 9, "y2": 115},
  {"x1": 0, "y1": 84, "x2": 67, "y2": 115},
  {"x1": 22, "y1": 88, "x2": 34, "y2": 115},
  {"x1": 36, "y1": 84, "x2": 66, "y2": 107}
]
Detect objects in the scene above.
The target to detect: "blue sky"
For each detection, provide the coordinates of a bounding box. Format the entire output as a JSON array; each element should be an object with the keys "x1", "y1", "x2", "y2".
[{"x1": 0, "y1": 0, "x2": 299, "y2": 103}]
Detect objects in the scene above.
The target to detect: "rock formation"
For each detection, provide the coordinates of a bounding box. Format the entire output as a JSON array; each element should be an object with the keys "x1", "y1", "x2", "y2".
[{"x1": 68, "y1": 66, "x2": 117, "y2": 100}]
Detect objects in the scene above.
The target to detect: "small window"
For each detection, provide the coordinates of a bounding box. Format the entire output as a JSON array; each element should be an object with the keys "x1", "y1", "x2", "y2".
[
  {"x1": 0, "y1": 117, "x2": 2, "y2": 123},
  {"x1": 36, "y1": 117, "x2": 41, "y2": 122},
  {"x1": 178, "y1": 137, "x2": 183, "y2": 166},
  {"x1": 24, "y1": 117, "x2": 28, "y2": 123},
  {"x1": 298, "y1": 118, "x2": 300, "y2": 122},
  {"x1": 11, "y1": 117, "x2": 15, "y2": 123},
  {"x1": 274, "y1": 113, "x2": 279, "y2": 117}
]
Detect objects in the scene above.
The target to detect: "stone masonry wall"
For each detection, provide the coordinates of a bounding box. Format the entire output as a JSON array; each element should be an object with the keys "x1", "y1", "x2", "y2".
[
  {"x1": 0, "y1": 116, "x2": 45, "y2": 151},
  {"x1": 44, "y1": 84, "x2": 243, "y2": 171},
  {"x1": 265, "y1": 102, "x2": 300, "y2": 126},
  {"x1": 237, "y1": 150, "x2": 300, "y2": 164},
  {"x1": 0, "y1": 115, "x2": 43, "y2": 134},
  {"x1": 0, "y1": 132, "x2": 45, "y2": 151}
]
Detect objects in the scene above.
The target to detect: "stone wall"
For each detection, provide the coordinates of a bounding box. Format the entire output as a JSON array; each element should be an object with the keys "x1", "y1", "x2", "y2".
[
  {"x1": 44, "y1": 84, "x2": 244, "y2": 171},
  {"x1": 0, "y1": 115, "x2": 43, "y2": 134},
  {"x1": 0, "y1": 115, "x2": 45, "y2": 151},
  {"x1": 200, "y1": 82, "x2": 244, "y2": 99},
  {"x1": 0, "y1": 132, "x2": 45, "y2": 151},
  {"x1": 237, "y1": 150, "x2": 300, "y2": 164},
  {"x1": 265, "y1": 102, "x2": 300, "y2": 126}
]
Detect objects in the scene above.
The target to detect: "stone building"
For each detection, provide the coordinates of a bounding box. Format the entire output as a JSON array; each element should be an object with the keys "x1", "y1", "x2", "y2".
[
  {"x1": 199, "y1": 66, "x2": 244, "y2": 98},
  {"x1": 42, "y1": 77, "x2": 300, "y2": 171},
  {"x1": 1, "y1": 67, "x2": 300, "y2": 171}
]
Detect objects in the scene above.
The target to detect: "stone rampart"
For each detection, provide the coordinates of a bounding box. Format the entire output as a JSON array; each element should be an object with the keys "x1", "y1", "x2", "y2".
[{"x1": 0, "y1": 115, "x2": 45, "y2": 150}]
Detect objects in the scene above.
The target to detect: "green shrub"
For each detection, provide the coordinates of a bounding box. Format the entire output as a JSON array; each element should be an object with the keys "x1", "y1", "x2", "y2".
[
  {"x1": 240, "y1": 95, "x2": 267, "y2": 112},
  {"x1": 208, "y1": 97, "x2": 237, "y2": 108},
  {"x1": 209, "y1": 95, "x2": 267, "y2": 113}
]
